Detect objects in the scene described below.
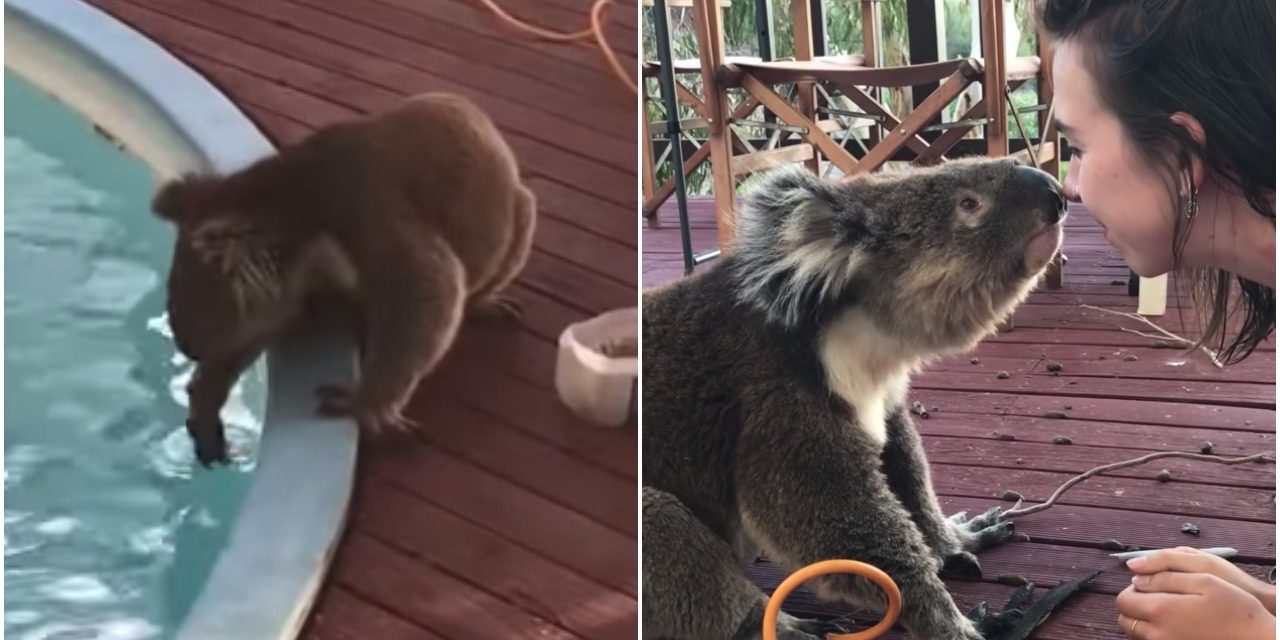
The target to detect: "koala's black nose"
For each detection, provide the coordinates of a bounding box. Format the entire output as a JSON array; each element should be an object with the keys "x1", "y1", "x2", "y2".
[{"x1": 1012, "y1": 165, "x2": 1067, "y2": 224}]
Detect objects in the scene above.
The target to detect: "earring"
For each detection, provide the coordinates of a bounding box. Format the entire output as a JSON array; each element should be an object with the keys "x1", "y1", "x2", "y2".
[{"x1": 1183, "y1": 171, "x2": 1199, "y2": 220}]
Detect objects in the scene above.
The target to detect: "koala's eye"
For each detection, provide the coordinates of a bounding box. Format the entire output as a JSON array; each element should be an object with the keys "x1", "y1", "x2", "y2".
[{"x1": 959, "y1": 197, "x2": 980, "y2": 211}]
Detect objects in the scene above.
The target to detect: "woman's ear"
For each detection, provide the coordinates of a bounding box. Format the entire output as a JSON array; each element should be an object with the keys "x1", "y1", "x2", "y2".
[{"x1": 1170, "y1": 112, "x2": 1207, "y2": 187}]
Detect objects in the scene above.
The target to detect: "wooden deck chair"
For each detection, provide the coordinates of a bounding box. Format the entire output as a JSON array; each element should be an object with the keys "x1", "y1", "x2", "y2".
[{"x1": 641, "y1": 0, "x2": 761, "y2": 229}]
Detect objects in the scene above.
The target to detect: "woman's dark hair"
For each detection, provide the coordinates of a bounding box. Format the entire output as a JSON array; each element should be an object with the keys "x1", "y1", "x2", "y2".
[{"x1": 1039, "y1": 0, "x2": 1275, "y2": 364}]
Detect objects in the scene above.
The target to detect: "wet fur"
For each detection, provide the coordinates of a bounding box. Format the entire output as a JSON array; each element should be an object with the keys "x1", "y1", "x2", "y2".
[
  {"x1": 642, "y1": 159, "x2": 1065, "y2": 639},
  {"x1": 156, "y1": 93, "x2": 536, "y2": 466}
]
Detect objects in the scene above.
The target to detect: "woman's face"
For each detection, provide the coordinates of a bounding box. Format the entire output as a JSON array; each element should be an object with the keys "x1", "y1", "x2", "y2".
[{"x1": 1053, "y1": 41, "x2": 1179, "y2": 277}]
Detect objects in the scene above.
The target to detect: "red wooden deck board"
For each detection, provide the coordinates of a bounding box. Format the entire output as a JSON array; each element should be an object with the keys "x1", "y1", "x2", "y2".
[
  {"x1": 933, "y1": 496, "x2": 1277, "y2": 562},
  {"x1": 923, "y1": 437, "x2": 1274, "y2": 488},
  {"x1": 910, "y1": 413, "x2": 1274, "y2": 458},
  {"x1": 645, "y1": 197, "x2": 1275, "y2": 639},
  {"x1": 305, "y1": 588, "x2": 447, "y2": 640},
  {"x1": 94, "y1": 0, "x2": 637, "y2": 189},
  {"x1": 916, "y1": 389, "x2": 1275, "y2": 431},
  {"x1": 931, "y1": 345, "x2": 1276, "y2": 383},
  {"x1": 81, "y1": 0, "x2": 638, "y2": 637}
]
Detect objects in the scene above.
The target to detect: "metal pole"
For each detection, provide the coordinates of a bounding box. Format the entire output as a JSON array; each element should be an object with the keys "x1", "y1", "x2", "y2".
[
  {"x1": 809, "y1": 0, "x2": 826, "y2": 56},
  {"x1": 754, "y1": 0, "x2": 776, "y2": 125},
  {"x1": 652, "y1": 0, "x2": 696, "y2": 274}
]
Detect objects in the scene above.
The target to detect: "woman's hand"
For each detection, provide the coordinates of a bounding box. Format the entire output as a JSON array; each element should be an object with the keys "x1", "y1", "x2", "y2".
[
  {"x1": 1128, "y1": 548, "x2": 1276, "y2": 614},
  {"x1": 1116, "y1": 548, "x2": 1276, "y2": 639}
]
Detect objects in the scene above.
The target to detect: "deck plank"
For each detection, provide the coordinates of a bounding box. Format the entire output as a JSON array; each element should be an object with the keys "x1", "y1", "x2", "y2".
[
  {"x1": 366, "y1": 447, "x2": 636, "y2": 595},
  {"x1": 94, "y1": 0, "x2": 636, "y2": 192},
  {"x1": 352, "y1": 482, "x2": 637, "y2": 640},
  {"x1": 331, "y1": 533, "x2": 584, "y2": 639},
  {"x1": 644, "y1": 197, "x2": 1275, "y2": 639}
]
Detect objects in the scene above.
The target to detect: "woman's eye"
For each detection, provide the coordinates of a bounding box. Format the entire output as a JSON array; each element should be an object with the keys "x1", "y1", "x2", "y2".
[{"x1": 960, "y1": 197, "x2": 979, "y2": 210}]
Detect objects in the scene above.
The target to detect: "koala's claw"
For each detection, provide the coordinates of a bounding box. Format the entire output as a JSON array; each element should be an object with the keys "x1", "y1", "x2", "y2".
[
  {"x1": 474, "y1": 294, "x2": 523, "y2": 321},
  {"x1": 315, "y1": 385, "x2": 420, "y2": 435},
  {"x1": 949, "y1": 507, "x2": 1016, "y2": 553},
  {"x1": 965, "y1": 600, "x2": 1026, "y2": 639},
  {"x1": 961, "y1": 507, "x2": 1005, "y2": 532},
  {"x1": 186, "y1": 419, "x2": 230, "y2": 469},
  {"x1": 769, "y1": 612, "x2": 845, "y2": 640},
  {"x1": 942, "y1": 550, "x2": 983, "y2": 578}
]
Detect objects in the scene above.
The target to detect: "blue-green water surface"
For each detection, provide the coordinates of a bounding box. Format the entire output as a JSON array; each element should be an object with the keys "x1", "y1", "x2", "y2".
[{"x1": 4, "y1": 70, "x2": 265, "y2": 640}]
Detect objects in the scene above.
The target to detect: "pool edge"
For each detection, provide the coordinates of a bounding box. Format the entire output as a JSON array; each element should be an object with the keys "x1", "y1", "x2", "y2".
[{"x1": 3, "y1": 1, "x2": 360, "y2": 638}]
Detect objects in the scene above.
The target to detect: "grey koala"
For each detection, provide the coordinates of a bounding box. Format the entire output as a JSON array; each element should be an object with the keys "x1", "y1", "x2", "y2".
[{"x1": 641, "y1": 158, "x2": 1067, "y2": 640}]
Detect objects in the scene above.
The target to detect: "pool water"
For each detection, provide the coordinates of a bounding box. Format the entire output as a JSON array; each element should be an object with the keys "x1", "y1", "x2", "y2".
[{"x1": 4, "y1": 71, "x2": 267, "y2": 639}]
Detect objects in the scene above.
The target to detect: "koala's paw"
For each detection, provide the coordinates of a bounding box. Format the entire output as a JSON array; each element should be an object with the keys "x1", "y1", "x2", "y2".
[
  {"x1": 966, "y1": 600, "x2": 1026, "y2": 639},
  {"x1": 948, "y1": 506, "x2": 1015, "y2": 553},
  {"x1": 913, "y1": 612, "x2": 986, "y2": 640},
  {"x1": 941, "y1": 550, "x2": 983, "y2": 579},
  {"x1": 316, "y1": 385, "x2": 420, "y2": 435},
  {"x1": 472, "y1": 294, "x2": 523, "y2": 322},
  {"x1": 771, "y1": 612, "x2": 849, "y2": 640},
  {"x1": 186, "y1": 417, "x2": 229, "y2": 468}
]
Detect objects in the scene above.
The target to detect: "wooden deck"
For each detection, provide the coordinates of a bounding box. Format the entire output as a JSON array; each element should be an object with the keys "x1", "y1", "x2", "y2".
[
  {"x1": 646, "y1": 198, "x2": 1276, "y2": 639},
  {"x1": 81, "y1": 0, "x2": 638, "y2": 638}
]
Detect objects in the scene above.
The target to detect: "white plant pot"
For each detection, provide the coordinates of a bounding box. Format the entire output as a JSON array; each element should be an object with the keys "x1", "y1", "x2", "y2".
[{"x1": 555, "y1": 307, "x2": 638, "y2": 427}]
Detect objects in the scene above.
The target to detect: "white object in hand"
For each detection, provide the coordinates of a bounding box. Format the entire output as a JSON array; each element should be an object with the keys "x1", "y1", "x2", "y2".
[{"x1": 1109, "y1": 546, "x2": 1238, "y2": 561}]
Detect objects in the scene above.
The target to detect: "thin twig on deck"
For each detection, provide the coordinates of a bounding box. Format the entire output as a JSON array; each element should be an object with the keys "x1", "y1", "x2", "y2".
[
  {"x1": 1079, "y1": 304, "x2": 1224, "y2": 368},
  {"x1": 1002, "y1": 451, "x2": 1276, "y2": 518}
]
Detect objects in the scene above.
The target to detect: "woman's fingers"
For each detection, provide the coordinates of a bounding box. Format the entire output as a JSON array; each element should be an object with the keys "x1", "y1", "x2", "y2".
[
  {"x1": 1116, "y1": 583, "x2": 1196, "y2": 619},
  {"x1": 1126, "y1": 547, "x2": 1215, "y2": 574},
  {"x1": 1116, "y1": 613, "x2": 1148, "y2": 639},
  {"x1": 1131, "y1": 571, "x2": 1216, "y2": 595}
]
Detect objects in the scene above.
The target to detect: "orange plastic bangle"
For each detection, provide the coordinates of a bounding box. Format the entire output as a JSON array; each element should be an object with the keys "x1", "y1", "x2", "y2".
[{"x1": 763, "y1": 560, "x2": 902, "y2": 640}]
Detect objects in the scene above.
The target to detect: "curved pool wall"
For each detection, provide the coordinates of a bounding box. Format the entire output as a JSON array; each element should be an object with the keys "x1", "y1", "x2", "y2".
[{"x1": 5, "y1": 0, "x2": 360, "y2": 638}]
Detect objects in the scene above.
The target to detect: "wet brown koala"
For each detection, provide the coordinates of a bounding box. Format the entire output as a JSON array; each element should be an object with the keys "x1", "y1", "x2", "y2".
[
  {"x1": 155, "y1": 93, "x2": 536, "y2": 466},
  {"x1": 642, "y1": 158, "x2": 1066, "y2": 639}
]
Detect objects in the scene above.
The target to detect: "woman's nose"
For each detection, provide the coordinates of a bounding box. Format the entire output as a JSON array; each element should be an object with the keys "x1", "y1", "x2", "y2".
[{"x1": 1062, "y1": 156, "x2": 1083, "y2": 203}]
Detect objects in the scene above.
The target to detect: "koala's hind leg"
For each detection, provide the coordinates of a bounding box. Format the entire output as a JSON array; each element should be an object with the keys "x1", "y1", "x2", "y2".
[
  {"x1": 317, "y1": 232, "x2": 465, "y2": 434},
  {"x1": 881, "y1": 410, "x2": 1013, "y2": 576},
  {"x1": 642, "y1": 488, "x2": 837, "y2": 640},
  {"x1": 738, "y1": 405, "x2": 984, "y2": 640},
  {"x1": 470, "y1": 185, "x2": 536, "y2": 319}
]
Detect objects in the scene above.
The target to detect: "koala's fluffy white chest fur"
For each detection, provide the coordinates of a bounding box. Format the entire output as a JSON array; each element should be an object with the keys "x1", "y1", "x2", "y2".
[{"x1": 818, "y1": 310, "x2": 918, "y2": 447}]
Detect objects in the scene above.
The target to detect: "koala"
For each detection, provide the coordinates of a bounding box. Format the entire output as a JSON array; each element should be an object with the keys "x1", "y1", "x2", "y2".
[
  {"x1": 154, "y1": 93, "x2": 536, "y2": 466},
  {"x1": 641, "y1": 158, "x2": 1067, "y2": 640}
]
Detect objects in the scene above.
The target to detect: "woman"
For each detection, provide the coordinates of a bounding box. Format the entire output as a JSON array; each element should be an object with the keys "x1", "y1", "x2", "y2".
[{"x1": 1038, "y1": 0, "x2": 1275, "y2": 638}]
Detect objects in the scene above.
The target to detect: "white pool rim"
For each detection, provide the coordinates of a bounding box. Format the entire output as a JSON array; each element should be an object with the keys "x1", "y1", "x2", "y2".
[{"x1": 4, "y1": 1, "x2": 359, "y2": 638}]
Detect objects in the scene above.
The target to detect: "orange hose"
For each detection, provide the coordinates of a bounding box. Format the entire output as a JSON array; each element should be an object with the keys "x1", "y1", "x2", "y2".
[
  {"x1": 763, "y1": 560, "x2": 902, "y2": 640},
  {"x1": 472, "y1": 0, "x2": 636, "y2": 95}
]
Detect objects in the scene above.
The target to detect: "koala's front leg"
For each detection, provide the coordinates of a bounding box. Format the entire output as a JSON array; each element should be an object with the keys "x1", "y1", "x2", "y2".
[
  {"x1": 881, "y1": 410, "x2": 1013, "y2": 575},
  {"x1": 318, "y1": 232, "x2": 466, "y2": 434},
  {"x1": 738, "y1": 404, "x2": 984, "y2": 640},
  {"x1": 186, "y1": 348, "x2": 259, "y2": 467}
]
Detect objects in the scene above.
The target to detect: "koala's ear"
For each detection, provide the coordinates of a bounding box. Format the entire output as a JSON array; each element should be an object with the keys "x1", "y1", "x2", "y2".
[
  {"x1": 151, "y1": 173, "x2": 213, "y2": 223},
  {"x1": 152, "y1": 177, "x2": 192, "y2": 223},
  {"x1": 747, "y1": 165, "x2": 839, "y2": 215}
]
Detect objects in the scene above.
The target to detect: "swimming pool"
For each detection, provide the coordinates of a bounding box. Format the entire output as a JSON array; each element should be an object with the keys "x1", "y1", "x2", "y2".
[
  {"x1": 4, "y1": 70, "x2": 268, "y2": 639},
  {"x1": 6, "y1": 1, "x2": 359, "y2": 637}
]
